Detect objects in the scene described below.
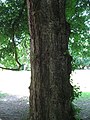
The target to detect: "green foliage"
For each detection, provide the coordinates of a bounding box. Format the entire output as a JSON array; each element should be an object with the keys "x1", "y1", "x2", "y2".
[
  {"x1": 73, "y1": 57, "x2": 90, "y2": 69},
  {"x1": 70, "y1": 78, "x2": 82, "y2": 119},
  {"x1": 0, "y1": 0, "x2": 30, "y2": 70},
  {"x1": 71, "y1": 86, "x2": 82, "y2": 120},
  {"x1": 72, "y1": 85, "x2": 82, "y2": 101},
  {"x1": 0, "y1": 0, "x2": 90, "y2": 70},
  {"x1": 66, "y1": 0, "x2": 90, "y2": 69}
]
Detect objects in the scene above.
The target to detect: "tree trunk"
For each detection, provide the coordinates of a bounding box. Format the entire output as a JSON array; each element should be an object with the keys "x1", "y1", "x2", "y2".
[{"x1": 27, "y1": 0, "x2": 75, "y2": 120}]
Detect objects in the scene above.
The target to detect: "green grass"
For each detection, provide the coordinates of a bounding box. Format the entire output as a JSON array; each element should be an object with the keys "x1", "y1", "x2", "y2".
[
  {"x1": 78, "y1": 92, "x2": 90, "y2": 100},
  {"x1": 0, "y1": 92, "x2": 8, "y2": 98}
]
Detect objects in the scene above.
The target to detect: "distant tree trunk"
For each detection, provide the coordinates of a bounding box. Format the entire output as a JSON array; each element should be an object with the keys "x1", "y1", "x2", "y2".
[{"x1": 27, "y1": 0, "x2": 75, "y2": 120}]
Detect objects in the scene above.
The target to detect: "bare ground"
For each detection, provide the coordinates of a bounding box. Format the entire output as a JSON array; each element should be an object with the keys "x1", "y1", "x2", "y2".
[
  {"x1": 0, "y1": 95, "x2": 29, "y2": 120},
  {"x1": 0, "y1": 94, "x2": 90, "y2": 120},
  {"x1": 74, "y1": 97, "x2": 90, "y2": 120}
]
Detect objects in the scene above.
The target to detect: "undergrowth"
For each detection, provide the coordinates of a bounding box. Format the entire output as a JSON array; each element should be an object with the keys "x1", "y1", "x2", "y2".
[{"x1": 71, "y1": 79, "x2": 82, "y2": 120}]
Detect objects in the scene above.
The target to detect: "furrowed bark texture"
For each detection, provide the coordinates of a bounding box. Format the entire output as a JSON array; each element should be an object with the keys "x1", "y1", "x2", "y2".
[{"x1": 27, "y1": 0, "x2": 75, "y2": 120}]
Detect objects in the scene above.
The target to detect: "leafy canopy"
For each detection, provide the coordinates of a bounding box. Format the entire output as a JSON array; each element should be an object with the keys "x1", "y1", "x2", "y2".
[
  {"x1": 66, "y1": 0, "x2": 90, "y2": 69},
  {"x1": 0, "y1": 0, "x2": 30, "y2": 70},
  {"x1": 0, "y1": 0, "x2": 90, "y2": 70}
]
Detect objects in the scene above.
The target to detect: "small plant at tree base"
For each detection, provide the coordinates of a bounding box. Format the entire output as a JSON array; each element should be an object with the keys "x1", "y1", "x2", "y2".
[
  {"x1": 70, "y1": 79, "x2": 82, "y2": 120},
  {"x1": 72, "y1": 85, "x2": 82, "y2": 101},
  {"x1": 71, "y1": 102, "x2": 81, "y2": 120}
]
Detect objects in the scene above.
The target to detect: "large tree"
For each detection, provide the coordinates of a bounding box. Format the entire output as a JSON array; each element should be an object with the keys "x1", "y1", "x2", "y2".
[
  {"x1": 27, "y1": 0, "x2": 75, "y2": 120},
  {"x1": 0, "y1": 0, "x2": 89, "y2": 119}
]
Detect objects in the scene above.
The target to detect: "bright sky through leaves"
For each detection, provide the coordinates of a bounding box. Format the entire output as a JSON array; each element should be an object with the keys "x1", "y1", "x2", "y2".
[{"x1": 1, "y1": 0, "x2": 6, "y2": 2}]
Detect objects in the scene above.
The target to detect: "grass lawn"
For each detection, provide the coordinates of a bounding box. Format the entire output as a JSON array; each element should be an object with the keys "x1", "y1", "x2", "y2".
[
  {"x1": 0, "y1": 92, "x2": 8, "y2": 98},
  {"x1": 77, "y1": 92, "x2": 90, "y2": 100},
  {"x1": 74, "y1": 92, "x2": 90, "y2": 103}
]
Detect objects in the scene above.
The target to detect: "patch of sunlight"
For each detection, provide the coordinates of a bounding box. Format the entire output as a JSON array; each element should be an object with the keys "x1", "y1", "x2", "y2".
[
  {"x1": 1, "y1": 0, "x2": 6, "y2": 2},
  {"x1": 71, "y1": 70, "x2": 90, "y2": 92},
  {"x1": 0, "y1": 70, "x2": 31, "y2": 96}
]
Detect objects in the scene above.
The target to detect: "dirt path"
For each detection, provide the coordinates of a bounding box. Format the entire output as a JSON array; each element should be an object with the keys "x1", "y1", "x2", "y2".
[
  {"x1": 0, "y1": 94, "x2": 90, "y2": 120},
  {"x1": 0, "y1": 95, "x2": 29, "y2": 120},
  {"x1": 75, "y1": 98, "x2": 90, "y2": 120}
]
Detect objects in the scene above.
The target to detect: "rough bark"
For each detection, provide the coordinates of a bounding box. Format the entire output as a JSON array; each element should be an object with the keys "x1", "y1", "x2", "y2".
[{"x1": 27, "y1": 0, "x2": 75, "y2": 120}]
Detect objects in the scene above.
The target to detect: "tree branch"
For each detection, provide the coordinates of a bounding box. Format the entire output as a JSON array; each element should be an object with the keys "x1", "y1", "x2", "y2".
[
  {"x1": 11, "y1": 25, "x2": 22, "y2": 70},
  {"x1": 0, "y1": 66, "x2": 19, "y2": 71},
  {"x1": 10, "y1": 0, "x2": 26, "y2": 70}
]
